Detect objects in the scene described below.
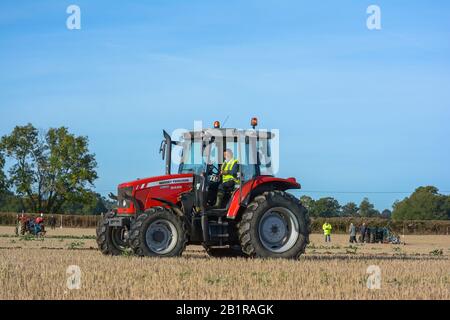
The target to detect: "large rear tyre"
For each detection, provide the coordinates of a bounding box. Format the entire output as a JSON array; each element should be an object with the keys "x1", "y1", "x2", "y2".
[
  {"x1": 96, "y1": 212, "x2": 129, "y2": 255},
  {"x1": 129, "y1": 207, "x2": 187, "y2": 257},
  {"x1": 20, "y1": 222, "x2": 26, "y2": 236},
  {"x1": 238, "y1": 191, "x2": 310, "y2": 259}
]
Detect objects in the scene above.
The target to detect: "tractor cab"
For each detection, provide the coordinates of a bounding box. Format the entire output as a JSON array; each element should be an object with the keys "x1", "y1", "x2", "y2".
[{"x1": 174, "y1": 125, "x2": 275, "y2": 211}]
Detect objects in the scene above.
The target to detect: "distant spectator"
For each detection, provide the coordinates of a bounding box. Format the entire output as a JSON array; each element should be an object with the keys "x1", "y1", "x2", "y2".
[
  {"x1": 349, "y1": 223, "x2": 357, "y2": 243},
  {"x1": 322, "y1": 221, "x2": 332, "y2": 242},
  {"x1": 360, "y1": 223, "x2": 367, "y2": 243},
  {"x1": 50, "y1": 215, "x2": 57, "y2": 230}
]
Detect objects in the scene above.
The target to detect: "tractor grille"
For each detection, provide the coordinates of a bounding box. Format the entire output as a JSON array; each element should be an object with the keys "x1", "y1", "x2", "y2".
[{"x1": 117, "y1": 187, "x2": 133, "y2": 208}]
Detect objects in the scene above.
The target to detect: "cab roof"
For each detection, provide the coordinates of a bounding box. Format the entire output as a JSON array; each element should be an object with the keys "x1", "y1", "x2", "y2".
[{"x1": 182, "y1": 128, "x2": 275, "y2": 140}]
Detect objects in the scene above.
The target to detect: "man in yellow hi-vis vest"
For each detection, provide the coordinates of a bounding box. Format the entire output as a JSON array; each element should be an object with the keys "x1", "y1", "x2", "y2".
[
  {"x1": 214, "y1": 149, "x2": 239, "y2": 208},
  {"x1": 323, "y1": 221, "x2": 332, "y2": 242}
]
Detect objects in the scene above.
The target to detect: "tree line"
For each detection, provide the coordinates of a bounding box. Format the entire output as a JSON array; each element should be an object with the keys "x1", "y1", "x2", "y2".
[
  {"x1": 0, "y1": 124, "x2": 114, "y2": 215},
  {"x1": 300, "y1": 196, "x2": 390, "y2": 218},
  {"x1": 1, "y1": 124, "x2": 449, "y2": 220},
  {"x1": 301, "y1": 185, "x2": 450, "y2": 220}
]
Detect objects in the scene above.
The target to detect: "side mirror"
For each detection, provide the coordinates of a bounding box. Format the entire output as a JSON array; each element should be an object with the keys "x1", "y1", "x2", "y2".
[{"x1": 159, "y1": 140, "x2": 166, "y2": 160}]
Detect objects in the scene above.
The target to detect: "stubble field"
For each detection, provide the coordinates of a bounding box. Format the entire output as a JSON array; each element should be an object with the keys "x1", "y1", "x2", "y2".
[{"x1": 0, "y1": 226, "x2": 448, "y2": 300}]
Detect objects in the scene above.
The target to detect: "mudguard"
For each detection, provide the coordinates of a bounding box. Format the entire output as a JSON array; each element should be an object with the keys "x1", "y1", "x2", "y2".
[{"x1": 226, "y1": 176, "x2": 301, "y2": 219}]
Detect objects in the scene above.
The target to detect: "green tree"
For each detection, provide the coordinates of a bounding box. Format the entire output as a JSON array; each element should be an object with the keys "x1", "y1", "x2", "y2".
[
  {"x1": 0, "y1": 150, "x2": 6, "y2": 193},
  {"x1": 61, "y1": 192, "x2": 109, "y2": 215},
  {"x1": 359, "y1": 198, "x2": 379, "y2": 217},
  {"x1": 341, "y1": 202, "x2": 359, "y2": 217},
  {"x1": 102, "y1": 195, "x2": 117, "y2": 211},
  {"x1": 0, "y1": 124, "x2": 98, "y2": 213},
  {"x1": 300, "y1": 195, "x2": 315, "y2": 216},
  {"x1": 381, "y1": 209, "x2": 392, "y2": 219},
  {"x1": 392, "y1": 186, "x2": 450, "y2": 220},
  {"x1": 0, "y1": 190, "x2": 23, "y2": 212},
  {"x1": 314, "y1": 197, "x2": 341, "y2": 217}
]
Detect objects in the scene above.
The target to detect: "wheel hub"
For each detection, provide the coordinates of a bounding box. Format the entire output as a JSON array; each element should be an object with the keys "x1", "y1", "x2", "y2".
[
  {"x1": 258, "y1": 207, "x2": 300, "y2": 253},
  {"x1": 145, "y1": 220, "x2": 178, "y2": 254},
  {"x1": 111, "y1": 227, "x2": 128, "y2": 250},
  {"x1": 260, "y1": 215, "x2": 287, "y2": 244},
  {"x1": 152, "y1": 230, "x2": 166, "y2": 243}
]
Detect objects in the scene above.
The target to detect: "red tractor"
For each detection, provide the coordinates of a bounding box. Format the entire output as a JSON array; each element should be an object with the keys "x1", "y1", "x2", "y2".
[
  {"x1": 15, "y1": 214, "x2": 46, "y2": 237},
  {"x1": 96, "y1": 119, "x2": 310, "y2": 258}
]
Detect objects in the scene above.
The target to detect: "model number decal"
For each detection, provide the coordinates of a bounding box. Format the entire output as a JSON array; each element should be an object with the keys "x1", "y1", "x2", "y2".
[{"x1": 145, "y1": 177, "x2": 193, "y2": 189}]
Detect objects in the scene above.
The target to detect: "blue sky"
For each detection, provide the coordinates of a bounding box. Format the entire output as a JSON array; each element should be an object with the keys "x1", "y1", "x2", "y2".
[{"x1": 1, "y1": 0, "x2": 449, "y2": 211}]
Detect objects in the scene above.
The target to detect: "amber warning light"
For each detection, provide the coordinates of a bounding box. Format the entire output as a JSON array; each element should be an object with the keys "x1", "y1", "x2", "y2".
[{"x1": 213, "y1": 121, "x2": 221, "y2": 128}]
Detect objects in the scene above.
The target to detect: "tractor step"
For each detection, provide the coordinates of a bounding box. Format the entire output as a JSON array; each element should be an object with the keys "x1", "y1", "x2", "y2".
[
  {"x1": 201, "y1": 214, "x2": 230, "y2": 246},
  {"x1": 215, "y1": 233, "x2": 229, "y2": 238},
  {"x1": 205, "y1": 208, "x2": 228, "y2": 217},
  {"x1": 208, "y1": 221, "x2": 229, "y2": 226}
]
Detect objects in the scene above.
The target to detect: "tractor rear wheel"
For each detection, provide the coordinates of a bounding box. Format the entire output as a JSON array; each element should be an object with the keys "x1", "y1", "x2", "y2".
[
  {"x1": 96, "y1": 212, "x2": 129, "y2": 255},
  {"x1": 129, "y1": 207, "x2": 187, "y2": 257},
  {"x1": 238, "y1": 191, "x2": 310, "y2": 259},
  {"x1": 20, "y1": 222, "x2": 26, "y2": 235}
]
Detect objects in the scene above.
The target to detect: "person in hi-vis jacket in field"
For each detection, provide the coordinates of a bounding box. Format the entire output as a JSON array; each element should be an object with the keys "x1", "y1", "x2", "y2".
[{"x1": 323, "y1": 221, "x2": 332, "y2": 242}]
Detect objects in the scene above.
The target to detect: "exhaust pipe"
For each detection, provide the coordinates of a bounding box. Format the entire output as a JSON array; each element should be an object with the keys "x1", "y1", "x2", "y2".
[{"x1": 162, "y1": 130, "x2": 172, "y2": 175}]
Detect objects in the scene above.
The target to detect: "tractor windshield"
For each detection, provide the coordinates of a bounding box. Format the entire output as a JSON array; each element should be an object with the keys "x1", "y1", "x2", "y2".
[
  {"x1": 177, "y1": 130, "x2": 274, "y2": 180},
  {"x1": 178, "y1": 140, "x2": 207, "y2": 174}
]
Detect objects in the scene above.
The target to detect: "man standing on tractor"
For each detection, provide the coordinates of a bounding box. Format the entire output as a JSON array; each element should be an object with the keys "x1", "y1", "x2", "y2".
[
  {"x1": 35, "y1": 213, "x2": 44, "y2": 225},
  {"x1": 35, "y1": 213, "x2": 46, "y2": 234},
  {"x1": 323, "y1": 221, "x2": 332, "y2": 242},
  {"x1": 214, "y1": 149, "x2": 239, "y2": 208}
]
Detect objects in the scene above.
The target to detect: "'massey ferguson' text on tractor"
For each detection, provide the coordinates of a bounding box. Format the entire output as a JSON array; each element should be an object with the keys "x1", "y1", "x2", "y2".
[{"x1": 96, "y1": 119, "x2": 310, "y2": 258}]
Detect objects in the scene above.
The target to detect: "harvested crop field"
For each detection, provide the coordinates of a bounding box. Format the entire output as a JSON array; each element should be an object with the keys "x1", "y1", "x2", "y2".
[{"x1": 0, "y1": 226, "x2": 448, "y2": 300}]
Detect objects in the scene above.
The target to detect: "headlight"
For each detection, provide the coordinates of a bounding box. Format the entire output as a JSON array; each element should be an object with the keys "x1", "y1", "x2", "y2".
[{"x1": 118, "y1": 186, "x2": 133, "y2": 208}]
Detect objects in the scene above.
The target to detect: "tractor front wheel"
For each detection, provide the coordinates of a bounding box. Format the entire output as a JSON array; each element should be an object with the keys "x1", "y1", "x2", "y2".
[
  {"x1": 129, "y1": 207, "x2": 187, "y2": 257},
  {"x1": 238, "y1": 191, "x2": 310, "y2": 259},
  {"x1": 96, "y1": 212, "x2": 130, "y2": 255}
]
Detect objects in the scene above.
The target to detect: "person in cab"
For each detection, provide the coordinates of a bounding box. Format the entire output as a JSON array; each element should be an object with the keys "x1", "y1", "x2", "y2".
[{"x1": 213, "y1": 149, "x2": 239, "y2": 208}]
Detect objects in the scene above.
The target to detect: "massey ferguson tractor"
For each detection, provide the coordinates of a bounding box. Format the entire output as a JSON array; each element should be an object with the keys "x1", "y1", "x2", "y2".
[{"x1": 96, "y1": 119, "x2": 310, "y2": 258}]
